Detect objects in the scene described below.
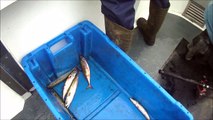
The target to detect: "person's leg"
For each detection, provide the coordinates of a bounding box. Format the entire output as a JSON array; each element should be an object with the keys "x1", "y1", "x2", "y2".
[
  {"x1": 137, "y1": 0, "x2": 170, "y2": 46},
  {"x1": 185, "y1": 1, "x2": 213, "y2": 61},
  {"x1": 185, "y1": 30, "x2": 210, "y2": 60},
  {"x1": 154, "y1": 0, "x2": 170, "y2": 8},
  {"x1": 101, "y1": 0, "x2": 136, "y2": 52},
  {"x1": 204, "y1": 1, "x2": 213, "y2": 44},
  {"x1": 101, "y1": 0, "x2": 135, "y2": 30}
]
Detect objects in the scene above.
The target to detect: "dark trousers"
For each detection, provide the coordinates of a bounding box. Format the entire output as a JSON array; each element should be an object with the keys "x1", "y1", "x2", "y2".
[{"x1": 101, "y1": 0, "x2": 169, "y2": 30}]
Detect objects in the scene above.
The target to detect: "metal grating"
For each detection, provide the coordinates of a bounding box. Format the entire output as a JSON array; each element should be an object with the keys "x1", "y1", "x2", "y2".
[{"x1": 183, "y1": 0, "x2": 205, "y2": 27}]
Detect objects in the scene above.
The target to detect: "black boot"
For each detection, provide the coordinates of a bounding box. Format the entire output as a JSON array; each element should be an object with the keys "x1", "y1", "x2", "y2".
[
  {"x1": 137, "y1": 0, "x2": 170, "y2": 46},
  {"x1": 185, "y1": 30, "x2": 210, "y2": 60}
]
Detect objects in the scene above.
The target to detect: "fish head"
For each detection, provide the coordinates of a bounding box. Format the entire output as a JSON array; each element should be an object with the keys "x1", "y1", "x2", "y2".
[
  {"x1": 68, "y1": 75, "x2": 72, "y2": 78},
  {"x1": 68, "y1": 67, "x2": 78, "y2": 78}
]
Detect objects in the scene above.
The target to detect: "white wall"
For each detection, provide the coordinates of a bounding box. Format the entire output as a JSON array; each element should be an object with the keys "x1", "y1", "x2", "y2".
[
  {"x1": 1, "y1": 1, "x2": 105, "y2": 64},
  {"x1": 169, "y1": 0, "x2": 189, "y2": 15},
  {"x1": 135, "y1": 0, "x2": 150, "y2": 21},
  {"x1": 0, "y1": 80, "x2": 25, "y2": 119},
  {"x1": 0, "y1": 0, "x2": 16, "y2": 10}
]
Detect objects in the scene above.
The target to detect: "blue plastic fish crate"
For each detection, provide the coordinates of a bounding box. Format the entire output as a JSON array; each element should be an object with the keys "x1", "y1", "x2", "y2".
[{"x1": 22, "y1": 21, "x2": 193, "y2": 120}]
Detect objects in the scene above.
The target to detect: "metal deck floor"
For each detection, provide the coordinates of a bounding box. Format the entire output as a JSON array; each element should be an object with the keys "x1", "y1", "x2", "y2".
[{"x1": 13, "y1": 13, "x2": 208, "y2": 120}]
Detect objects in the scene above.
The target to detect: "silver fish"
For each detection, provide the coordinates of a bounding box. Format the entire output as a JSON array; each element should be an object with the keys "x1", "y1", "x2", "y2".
[
  {"x1": 51, "y1": 90, "x2": 75, "y2": 119},
  {"x1": 65, "y1": 72, "x2": 79, "y2": 108},
  {"x1": 62, "y1": 67, "x2": 78, "y2": 100},
  {"x1": 130, "y1": 98, "x2": 150, "y2": 120},
  {"x1": 80, "y1": 56, "x2": 92, "y2": 89},
  {"x1": 47, "y1": 71, "x2": 71, "y2": 89}
]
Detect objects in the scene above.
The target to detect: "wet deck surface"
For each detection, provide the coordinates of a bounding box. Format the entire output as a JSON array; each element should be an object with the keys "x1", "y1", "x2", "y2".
[
  {"x1": 13, "y1": 13, "x2": 212, "y2": 120},
  {"x1": 156, "y1": 39, "x2": 213, "y2": 120}
]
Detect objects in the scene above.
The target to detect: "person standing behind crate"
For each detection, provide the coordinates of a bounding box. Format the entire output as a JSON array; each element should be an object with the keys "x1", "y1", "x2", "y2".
[
  {"x1": 100, "y1": 0, "x2": 170, "y2": 52},
  {"x1": 185, "y1": 1, "x2": 213, "y2": 69}
]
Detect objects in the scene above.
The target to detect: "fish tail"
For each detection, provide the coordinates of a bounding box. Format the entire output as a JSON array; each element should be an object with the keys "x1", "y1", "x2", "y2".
[
  {"x1": 76, "y1": 66, "x2": 82, "y2": 72},
  {"x1": 86, "y1": 84, "x2": 93, "y2": 89}
]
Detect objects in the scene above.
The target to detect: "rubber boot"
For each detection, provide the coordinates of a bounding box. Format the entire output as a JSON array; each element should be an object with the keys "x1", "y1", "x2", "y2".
[
  {"x1": 185, "y1": 30, "x2": 210, "y2": 60},
  {"x1": 104, "y1": 17, "x2": 134, "y2": 52},
  {"x1": 137, "y1": 0, "x2": 170, "y2": 46}
]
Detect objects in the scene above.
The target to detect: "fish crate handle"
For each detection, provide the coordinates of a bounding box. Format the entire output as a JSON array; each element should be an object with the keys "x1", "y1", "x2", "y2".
[{"x1": 47, "y1": 34, "x2": 74, "y2": 54}]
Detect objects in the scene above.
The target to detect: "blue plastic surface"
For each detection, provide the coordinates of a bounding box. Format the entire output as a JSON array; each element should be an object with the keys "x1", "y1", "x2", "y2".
[{"x1": 22, "y1": 21, "x2": 193, "y2": 120}]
